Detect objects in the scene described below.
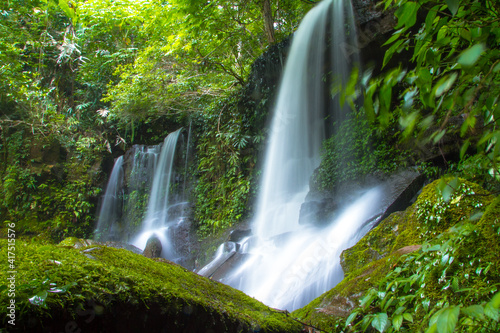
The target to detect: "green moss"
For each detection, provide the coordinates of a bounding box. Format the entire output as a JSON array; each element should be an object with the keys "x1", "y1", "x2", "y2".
[
  {"x1": 0, "y1": 239, "x2": 302, "y2": 332},
  {"x1": 294, "y1": 250, "x2": 408, "y2": 332},
  {"x1": 294, "y1": 179, "x2": 498, "y2": 332},
  {"x1": 341, "y1": 208, "x2": 421, "y2": 276}
]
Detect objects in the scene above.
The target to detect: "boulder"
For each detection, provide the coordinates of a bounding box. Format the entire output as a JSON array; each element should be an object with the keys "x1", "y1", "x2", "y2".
[
  {"x1": 143, "y1": 235, "x2": 162, "y2": 258},
  {"x1": 300, "y1": 168, "x2": 425, "y2": 228},
  {"x1": 59, "y1": 237, "x2": 143, "y2": 254}
]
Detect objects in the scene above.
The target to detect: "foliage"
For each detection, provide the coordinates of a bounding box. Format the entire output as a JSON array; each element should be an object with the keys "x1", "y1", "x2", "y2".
[
  {"x1": 0, "y1": 126, "x2": 104, "y2": 239},
  {"x1": 362, "y1": 0, "x2": 500, "y2": 187},
  {"x1": 345, "y1": 195, "x2": 500, "y2": 332},
  {"x1": 82, "y1": 0, "x2": 313, "y2": 125},
  {"x1": 313, "y1": 111, "x2": 406, "y2": 192},
  {"x1": 193, "y1": 95, "x2": 256, "y2": 236}
]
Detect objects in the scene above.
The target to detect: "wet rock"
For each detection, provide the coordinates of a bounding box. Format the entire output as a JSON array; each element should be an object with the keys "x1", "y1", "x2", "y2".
[
  {"x1": 299, "y1": 200, "x2": 338, "y2": 226},
  {"x1": 197, "y1": 242, "x2": 238, "y2": 278},
  {"x1": 143, "y1": 235, "x2": 162, "y2": 258},
  {"x1": 301, "y1": 168, "x2": 425, "y2": 228},
  {"x1": 103, "y1": 241, "x2": 143, "y2": 255},
  {"x1": 59, "y1": 237, "x2": 143, "y2": 254},
  {"x1": 229, "y1": 229, "x2": 252, "y2": 242}
]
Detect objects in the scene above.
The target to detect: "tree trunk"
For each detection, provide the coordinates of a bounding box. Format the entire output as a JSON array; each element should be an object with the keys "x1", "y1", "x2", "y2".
[{"x1": 262, "y1": 0, "x2": 276, "y2": 44}]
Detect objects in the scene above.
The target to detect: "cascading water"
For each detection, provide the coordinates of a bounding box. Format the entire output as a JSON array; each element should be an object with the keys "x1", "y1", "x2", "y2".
[
  {"x1": 95, "y1": 128, "x2": 190, "y2": 261},
  {"x1": 132, "y1": 129, "x2": 184, "y2": 260},
  {"x1": 95, "y1": 156, "x2": 124, "y2": 241},
  {"x1": 205, "y1": 0, "x2": 378, "y2": 311}
]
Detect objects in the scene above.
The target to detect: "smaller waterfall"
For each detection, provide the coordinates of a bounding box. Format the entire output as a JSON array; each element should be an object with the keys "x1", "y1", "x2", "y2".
[
  {"x1": 95, "y1": 128, "x2": 190, "y2": 262},
  {"x1": 95, "y1": 156, "x2": 124, "y2": 241},
  {"x1": 132, "y1": 129, "x2": 185, "y2": 260}
]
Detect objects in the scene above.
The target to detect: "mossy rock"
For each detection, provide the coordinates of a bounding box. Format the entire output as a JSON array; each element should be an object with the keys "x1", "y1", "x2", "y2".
[
  {"x1": 341, "y1": 178, "x2": 492, "y2": 276},
  {"x1": 293, "y1": 178, "x2": 495, "y2": 331},
  {"x1": 293, "y1": 249, "x2": 410, "y2": 332},
  {"x1": 0, "y1": 240, "x2": 302, "y2": 332}
]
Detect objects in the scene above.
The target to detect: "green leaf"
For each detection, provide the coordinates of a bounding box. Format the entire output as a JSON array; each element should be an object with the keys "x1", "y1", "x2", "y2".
[
  {"x1": 393, "y1": 314, "x2": 403, "y2": 331},
  {"x1": 403, "y1": 313, "x2": 414, "y2": 323},
  {"x1": 395, "y1": 2, "x2": 420, "y2": 30},
  {"x1": 491, "y1": 292, "x2": 500, "y2": 308},
  {"x1": 433, "y1": 129, "x2": 446, "y2": 144},
  {"x1": 460, "y1": 140, "x2": 470, "y2": 159},
  {"x1": 425, "y1": 6, "x2": 439, "y2": 33},
  {"x1": 461, "y1": 305, "x2": 484, "y2": 319},
  {"x1": 383, "y1": 40, "x2": 404, "y2": 68},
  {"x1": 458, "y1": 44, "x2": 485, "y2": 67},
  {"x1": 426, "y1": 323, "x2": 437, "y2": 333},
  {"x1": 445, "y1": 0, "x2": 460, "y2": 16},
  {"x1": 484, "y1": 302, "x2": 499, "y2": 321},
  {"x1": 437, "y1": 306, "x2": 460, "y2": 333},
  {"x1": 345, "y1": 311, "x2": 358, "y2": 328},
  {"x1": 434, "y1": 73, "x2": 458, "y2": 97},
  {"x1": 371, "y1": 312, "x2": 389, "y2": 333}
]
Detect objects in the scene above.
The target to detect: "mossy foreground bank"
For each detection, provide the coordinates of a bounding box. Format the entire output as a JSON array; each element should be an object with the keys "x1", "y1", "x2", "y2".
[{"x1": 0, "y1": 239, "x2": 301, "y2": 332}]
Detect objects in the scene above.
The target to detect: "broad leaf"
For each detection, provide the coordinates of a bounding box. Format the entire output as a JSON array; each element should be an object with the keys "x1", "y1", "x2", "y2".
[
  {"x1": 491, "y1": 292, "x2": 500, "y2": 308},
  {"x1": 436, "y1": 306, "x2": 460, "y2": 333},
  {"x1": 445, "y1": 0, "x2": 460, "y2": 16},
  {"x1": 395, "y1": 2, "x2": 420, "y2": 30},
  {"x1": 345, "y1": 311, "x2": 358, "y2": 328},
  {"x1": 484, "y1": 302, "x2": 500, "y2": 321},
  {"x1": 434, "y1": 73, "x2": 458, "y2": 97},
  {"x1": 461, "y1": 305, "x2": 484, "y2": 320},
  {"x1": 371, "y1": 312, "x2": 389, "y2": 333},
  {"x1": 458, "y1": 44, "x2": 485, "y2": 67},
  {"x1": 393, "y1": 314, "x2": 403, "y2": 331},
  {"x1": 403, "y1": 312, "x2": 414, "y2": 323}
]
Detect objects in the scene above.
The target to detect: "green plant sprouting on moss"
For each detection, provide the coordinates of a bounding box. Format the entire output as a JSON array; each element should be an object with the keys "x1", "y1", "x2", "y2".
[{"x1": 341, "y1": 194, "x2": 500, "y2": 333}]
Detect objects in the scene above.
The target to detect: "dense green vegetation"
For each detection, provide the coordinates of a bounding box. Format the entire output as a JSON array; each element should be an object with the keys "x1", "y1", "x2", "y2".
[
  {"x1": 1, "y1": 0, "x2": 500, "y2": 330},
  {"x1": 0, "y1": 0, "x2": 313, "y2": 238},
  {"x1": 362, "y1": 0, "x2": 500, "y2": 187}
]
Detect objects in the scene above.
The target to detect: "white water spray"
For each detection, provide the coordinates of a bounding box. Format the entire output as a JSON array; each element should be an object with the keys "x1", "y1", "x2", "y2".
[
  {"x1": 221, "y1": 0, "x2": 367, "y2": 310},
  {"x1": 132, "y1": 128, "x2": 183, "y2": 259}
]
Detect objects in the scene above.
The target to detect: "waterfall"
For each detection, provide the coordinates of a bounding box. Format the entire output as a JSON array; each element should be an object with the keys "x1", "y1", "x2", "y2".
[
  {"x1": 207, "y1": 0, "x2": 373, "y2": 311},
  {"x1": 95, "y1": 128, "x2": 188, "y2": 261},
  {"x1": 95, "y1": 156, "x2": 124, "y2": 241},
  {"x1": 131, "y1": 128, "x2": 184, "y2": 260}
]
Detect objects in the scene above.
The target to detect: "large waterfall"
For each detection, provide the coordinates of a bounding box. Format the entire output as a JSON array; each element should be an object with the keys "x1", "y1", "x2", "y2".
[
  {"x1": 201, "y1": 0, "x2": 382, "y2": 311},
  {"x1": 95, "y1": 128, "x2": 189, "y2": 261}
]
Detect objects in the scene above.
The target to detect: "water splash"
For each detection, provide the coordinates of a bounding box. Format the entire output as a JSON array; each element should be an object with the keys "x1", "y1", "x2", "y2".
[
  {"x1": 207, "y1": 0, "x2": 366, "y2": 311},
  {"x1": 226, "y1": 188, "x2": 382, "y2": 310}
]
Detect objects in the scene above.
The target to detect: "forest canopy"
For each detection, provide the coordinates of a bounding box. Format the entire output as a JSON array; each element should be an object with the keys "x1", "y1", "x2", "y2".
[{"x1": 1, "y1": 0, "x2": 499, "y2": 238}]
